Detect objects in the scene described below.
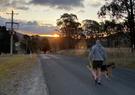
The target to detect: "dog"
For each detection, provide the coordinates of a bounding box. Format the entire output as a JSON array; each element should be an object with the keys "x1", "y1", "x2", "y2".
[
  {"x1": 86, "y1": 62, "x2": 115, "y2": 79},
  {"x1": 101, "y1": 62, "x2": 115, "y2": 79}
]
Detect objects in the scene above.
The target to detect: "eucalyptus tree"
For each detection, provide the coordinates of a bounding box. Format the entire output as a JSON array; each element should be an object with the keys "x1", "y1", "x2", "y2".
[
  {"x1": 57, "y1": 13, "x2": 81, "y2": 49},
  {"x1": 57, "y1": 13, "x2": 81, "y2": 38},
  {"x1": 82, "y1": 19, "x2": 100, "y2": 37},
  {"x1": 98, "y1": 0, "x2": 135, "y2": 50}
]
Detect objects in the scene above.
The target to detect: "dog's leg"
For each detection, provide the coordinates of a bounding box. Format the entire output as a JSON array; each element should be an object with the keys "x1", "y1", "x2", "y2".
[
  {"x1": 107, "y1": 68, "x2": 112, "y2": 78},
  {"x1": 104, "y1": 71, "x2": 109, "y2": 79}
]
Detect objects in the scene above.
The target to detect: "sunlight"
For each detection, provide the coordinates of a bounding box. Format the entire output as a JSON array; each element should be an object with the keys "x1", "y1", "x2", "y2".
[
  {"x1": 53, "y1": 34, "x2": 60, "y2": 37},
  {"x1": 39, "y1": 34, "x2": 60, "y2": 37}
]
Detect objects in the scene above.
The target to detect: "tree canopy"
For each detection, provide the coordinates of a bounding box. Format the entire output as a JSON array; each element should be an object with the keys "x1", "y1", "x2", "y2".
[
  {"x1": 82, "y1": 19, "x2": 100, "y2": 35},
  {"x1": 98, "y1": 0, "x2": 135, "y2": 50},
  {"x1": 57, "y1": 13, "x2": 81, "y2": 38}
]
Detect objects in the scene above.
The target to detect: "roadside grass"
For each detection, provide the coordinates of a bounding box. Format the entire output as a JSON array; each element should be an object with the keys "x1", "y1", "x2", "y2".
[
  {"x1": 0, "y1": 54, "x2": 37, "y2": 95},
  {"x1": 57, "y1": 48, "x2": 135, "y2": 69},
  {"x1": 106, "y1": 48, "x2": 135, "y2": 69},
  {"x1": 57, "y1": 49, "x2": 88, "y2": 57}
]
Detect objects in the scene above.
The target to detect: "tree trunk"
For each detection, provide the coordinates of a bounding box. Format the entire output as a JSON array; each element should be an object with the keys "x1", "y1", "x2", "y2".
[{"x1": 129, "y1": 0, "x2": 135, "y2": 52}]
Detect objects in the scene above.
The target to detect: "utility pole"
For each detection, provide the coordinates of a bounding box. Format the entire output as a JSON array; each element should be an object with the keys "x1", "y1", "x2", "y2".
[{"x1": 6, "y1": 10, "x2": 19, "y2": 55}]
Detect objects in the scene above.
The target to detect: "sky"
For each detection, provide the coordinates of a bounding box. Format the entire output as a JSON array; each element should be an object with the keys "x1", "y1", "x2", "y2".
[{"x1": 0, "y1": 0, "x2": 106, "y2": 35}]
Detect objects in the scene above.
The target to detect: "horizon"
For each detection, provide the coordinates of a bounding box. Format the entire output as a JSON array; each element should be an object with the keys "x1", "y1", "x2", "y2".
[{"x1": 0, "y1": 0, "x2": 105, "y2": 35}]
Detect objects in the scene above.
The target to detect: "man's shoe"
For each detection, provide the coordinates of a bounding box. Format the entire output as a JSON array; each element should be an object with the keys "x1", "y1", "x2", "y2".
[
  {"x1": 95, "y1": 78, "x2": 102, "y2": 85},
  {"x1": 97, "y1": 82, "x2": 102, "y2": 85},
  {"x1": 97, "y1": 80, "x2": 102, "y2": 85}
]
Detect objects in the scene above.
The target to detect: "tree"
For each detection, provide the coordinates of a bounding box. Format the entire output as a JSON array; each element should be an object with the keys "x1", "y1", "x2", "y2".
[
  {"x1": 56, "y1": 13, "x2": 81, "y2": 48},
  {"x1": 39, "y1": 37, "x2": 50, "y2": 53},
  {"x1": 57, "y1": 13, "x2": 81, "y2": 37},
  {"x1": 102, "y1": 20, "x2": 123, "y2": 46},
  {"x1": 20, "y1": 35, "x2": 31, "y2": 54},
  {"x1": 98, "y1": 0, "x2": 135, "y2": 51},
  {"x1": 82, "y1": 19, "x2": 100, "y2": 37},
  {"x1": 20, "y1": 35, "x2": 41, "y2": 54}
]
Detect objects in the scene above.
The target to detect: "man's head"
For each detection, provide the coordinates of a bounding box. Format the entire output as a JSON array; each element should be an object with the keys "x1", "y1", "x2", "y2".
[
  {"x1": 96, "y1": 40, "x2": 100, "y2": 44},
  {"x1": 95, "y1": 40, "x2": 102, "y2": 46}
]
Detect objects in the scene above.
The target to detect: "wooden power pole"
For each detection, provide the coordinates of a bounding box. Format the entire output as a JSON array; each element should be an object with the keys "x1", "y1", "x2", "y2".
[{"x1": 6, "y1": 10, "x2": 19, "y2": 55}]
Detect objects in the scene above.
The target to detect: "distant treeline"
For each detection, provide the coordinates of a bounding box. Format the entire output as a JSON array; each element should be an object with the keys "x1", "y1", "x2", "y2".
[
  {"x1": 48, "y1": 32, "x2": 130, "y2": 51},
  {"x1": 0, "y1": 25, "x2": 130, "y2": 54},
  {"x1": 0, "y1": 26, "x2": 50, "y2": 54}
]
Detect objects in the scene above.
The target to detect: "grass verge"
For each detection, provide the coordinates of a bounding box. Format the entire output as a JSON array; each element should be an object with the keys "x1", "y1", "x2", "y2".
[
  {"x1": 0, "y1": 54, "x2": 37, "y2": 95},
  {"x1": 57, "y1": 48, "x2": 135, "y2": 69}
]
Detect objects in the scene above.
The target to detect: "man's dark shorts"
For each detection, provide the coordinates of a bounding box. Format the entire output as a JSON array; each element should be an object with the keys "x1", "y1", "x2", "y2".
[{"x1": 92, "y1": 61, "x2": 103, "y2": 69}]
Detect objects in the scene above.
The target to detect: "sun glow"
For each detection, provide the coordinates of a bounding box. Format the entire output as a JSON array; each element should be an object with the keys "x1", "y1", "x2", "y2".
[{"x1": 40, "y1": 34, "x2": 60, "y2": 37}]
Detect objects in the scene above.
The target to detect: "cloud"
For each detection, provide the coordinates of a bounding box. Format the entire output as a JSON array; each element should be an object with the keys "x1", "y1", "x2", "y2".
[
  {"x1": 0, "y1": 0, "x2": 9, "y2": 4},
  {"x1": 0, "y1": 0, "x2": 29, "y2": 10},
  {"x1": 0, "y1": 0, "x2": 10, "y2": 8},
  {"x1": 10, "y1": 0, "x2": 29, "y2": 10},
  {"x1": 0, "y1": 17, "x2": 57, "y2": 35},
  {"x1": 29, "y1": 0, "x2": 84, "y2": 10},
  {"x1": 90, "y1": 2, "x2": 101, "y2": 7},
  {"x1": 78, "y1": 10, "x2": 85, "y2": 13},
  {"x1": 16, "y1": 6, "x2": 29, "y2": 10},
  {"x1": 0, "y1": 17, "x2": 9, "y2": 25},
  {"x1": 88, "y1": 0, "x2": 103, "y2": 7},
  {"x1": 0, "y1": 0, "x2": 84, "y2": 10},
  {"x1": 18, "y1": 21, "x2": 57, "y2": 35}
]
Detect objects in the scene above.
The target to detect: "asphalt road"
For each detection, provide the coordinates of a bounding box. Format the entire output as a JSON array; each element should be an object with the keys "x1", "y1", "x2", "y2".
[{"x1": 39, "y1": 54, "x2": 135, "y2": 95}]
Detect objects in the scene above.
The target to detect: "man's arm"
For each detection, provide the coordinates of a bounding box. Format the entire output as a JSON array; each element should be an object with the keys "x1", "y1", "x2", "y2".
[
  {"x1": 103, "y1": 48, "x2": 107, "y2": 61},
  {"x1": 89, "y1": 46, "x2": 95, "y2": 61}
]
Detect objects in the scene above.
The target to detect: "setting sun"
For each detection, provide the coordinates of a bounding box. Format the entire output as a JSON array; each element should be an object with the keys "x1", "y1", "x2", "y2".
[{"x1": 39, "y1": 34, "x2": 60, "y2": 37}]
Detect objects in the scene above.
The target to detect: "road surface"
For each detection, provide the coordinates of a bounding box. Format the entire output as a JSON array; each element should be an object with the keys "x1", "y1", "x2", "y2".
[{"x1": 39, "y1": 54, "x2": 135, "y2": 95}]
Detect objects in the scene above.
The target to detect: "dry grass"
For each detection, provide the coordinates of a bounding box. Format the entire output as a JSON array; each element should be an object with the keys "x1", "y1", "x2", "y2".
[
  {"x1": 0, "y1": 54, "x2": 37, "y2": 78},
  {"x1": 57, "y1": 48, "x2": 135, "y2": 69},
  {"x1": 57, "y1": 49, "x2": 88, "y2": 57},
  {"x1": 106, "y1": 48, "x2": 135, "y2": 69},
  {"x1": 0, "y1": 54, "x2": 38, "y2": 95}
]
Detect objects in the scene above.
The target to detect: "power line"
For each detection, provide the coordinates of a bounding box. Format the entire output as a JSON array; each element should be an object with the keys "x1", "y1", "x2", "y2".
[{"x1": 6, "y1": 10, "x2": 19, "y2": 55}]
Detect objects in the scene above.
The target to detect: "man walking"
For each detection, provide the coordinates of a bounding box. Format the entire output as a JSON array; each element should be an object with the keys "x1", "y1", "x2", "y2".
[{"x1": 89, "y1": 40, "x2": 107, "y2": 85}]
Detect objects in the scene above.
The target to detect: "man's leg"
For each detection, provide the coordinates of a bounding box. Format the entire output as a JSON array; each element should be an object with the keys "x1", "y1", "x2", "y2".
[
  {"x1": 97, "y1": 67, "x2": 102, "y2": 84},
  {"x1": 86, "y1": 65, "x2": 97, "y2": 80},
  {"x1": 92, "y1": 69, "x2": 97, "y2": 80}
]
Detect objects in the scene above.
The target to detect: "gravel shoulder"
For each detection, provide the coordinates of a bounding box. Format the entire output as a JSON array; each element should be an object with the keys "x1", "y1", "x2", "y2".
[{"x1": 17, "y1": 59, "x2": 48, "y2": 95}]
